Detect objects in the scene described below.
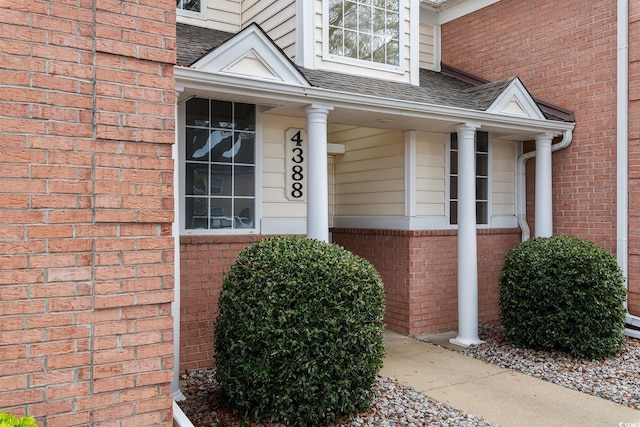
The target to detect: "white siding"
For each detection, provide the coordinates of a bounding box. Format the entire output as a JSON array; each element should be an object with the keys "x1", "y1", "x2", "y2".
[
  {"x1": 415, "y1": 132, "x2": 446, "y2": 216},
  {"x1": 262, "y1": 114, "x2": 336, "y2": 228},
  {"x1": 332, "y1": 127, "x2": 405, "y2": 216},
  {"x1": 178, "y1": 0, "x2": 241, "y2": 32},
  {"x1": 314, "y1": 0, "x2": 414, "y2": 84},
  {"x1": 242, "y1": 0, "x2": 297, "y2": 58},
  {"x1": 491, "y1": 139, "x2": 516, "y2": 217},
  {"x1": 419, "y1": 22, "x2": 435, "y2": 70},
  {"x1": 262, "y1": 114, "x2": 307, "y2": 218}
]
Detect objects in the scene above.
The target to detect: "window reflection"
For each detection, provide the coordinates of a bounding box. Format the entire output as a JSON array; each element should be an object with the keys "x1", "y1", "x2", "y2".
[
  {"x1": 328, "y1": 0, "x2": 400, "y2": 66},
  {"x1": 184, "y1": 98, "x2": 255, "y2": 230}
]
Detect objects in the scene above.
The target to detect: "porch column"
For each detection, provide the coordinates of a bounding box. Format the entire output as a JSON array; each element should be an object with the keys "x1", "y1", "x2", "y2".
[
  {"x1": 450, "y1": 123, "x2": 483, "y2": 347},
  {"x1": 303, "y1": 104, "x2": 334, "y2": 242},
  {"x1": 535, "y1": 133, "x2": 554, "y2": 237}
]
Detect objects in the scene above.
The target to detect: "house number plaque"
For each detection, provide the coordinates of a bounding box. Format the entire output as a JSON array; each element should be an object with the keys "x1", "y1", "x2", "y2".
[{"x1": 285, "y1": 128, "x2": 307, "y2": 201}]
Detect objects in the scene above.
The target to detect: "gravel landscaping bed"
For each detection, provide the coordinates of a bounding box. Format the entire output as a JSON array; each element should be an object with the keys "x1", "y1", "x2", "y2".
[
  {"x1": 177, "y1": 325, "x2": 640, "y2": 426},
  {"x1": 177, "y1": 372, "x2": 496, "y2": 427},
  {"x1": 456, "y1": 324, "x2": 640, "y2": 410}
]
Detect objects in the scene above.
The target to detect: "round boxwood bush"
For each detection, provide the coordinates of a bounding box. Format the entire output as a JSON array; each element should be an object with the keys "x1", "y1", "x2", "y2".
[
  {"x1": 498, "y1": 235, "x2": 626, "y2": 359},
  {"x1": 214, "y1": 235, "x2": 386, "y2": 426}
]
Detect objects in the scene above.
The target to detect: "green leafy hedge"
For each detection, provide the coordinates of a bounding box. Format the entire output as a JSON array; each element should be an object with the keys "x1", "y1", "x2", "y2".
[
  {"x1": 498, "y1": 235, "x2": 626, "y2": 359},
  {"x1": 214, "y1": 235, "x2": 386, "y2": 426},
  {"x1": 0, "y1": 412, "x2": 38, "y2": 427}
]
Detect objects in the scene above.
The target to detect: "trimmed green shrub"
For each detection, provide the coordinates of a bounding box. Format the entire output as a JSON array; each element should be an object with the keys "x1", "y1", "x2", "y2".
[
  {"x1": 0, "y1": 412, "x2": 38, "y2": 427},
  {"x1": 499, "y1": 235, "x2": 626, "y2": 359},
  {"x1": 214, "y1": 235, "x2": 385, "y2": 426}
]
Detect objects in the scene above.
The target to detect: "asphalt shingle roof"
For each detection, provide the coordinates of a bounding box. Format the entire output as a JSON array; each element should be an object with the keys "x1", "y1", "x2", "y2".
[
  {"x1": 175, "y1": 23, "x2": 571, "y2": 122},
  {"x1": 176, "y1": 23, "x2": 234, "y2": 66}
]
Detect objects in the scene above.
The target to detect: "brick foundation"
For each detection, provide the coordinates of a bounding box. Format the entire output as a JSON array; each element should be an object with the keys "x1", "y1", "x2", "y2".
[
  {"x1": 332, "y1": 228, "x2": 521, "y2": 336},
  {"x1": 178, "y1": 229, "x2": 520, "y2": 369},
  {"x1": 179, "y1": 235, "x2": 264, "y2": 371}
]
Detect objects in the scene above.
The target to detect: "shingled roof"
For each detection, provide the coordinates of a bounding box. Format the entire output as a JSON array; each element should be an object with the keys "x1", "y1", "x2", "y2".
[{"x1": 176, "y1": 23, "x2": 572, "y2": 122}]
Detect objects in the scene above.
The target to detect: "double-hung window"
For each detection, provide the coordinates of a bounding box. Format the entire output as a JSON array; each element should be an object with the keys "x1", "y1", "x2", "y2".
[
  {"x1": 327, "y1": 0, "x2": 401, "y2": 67},
  {"x1": 184, "y1": 98, "x2": 256, "y2": 231},
  {"x1": 177, "y1": 0, "x2": 205, "y2": 19},
  {"x1": 449, "y1": 131, "x2": 489, "y2": 226}
]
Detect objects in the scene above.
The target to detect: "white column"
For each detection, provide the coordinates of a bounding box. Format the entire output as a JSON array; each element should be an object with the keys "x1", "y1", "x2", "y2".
[
  {"x1": 303, "y1": 104, "x2": 333, "y2": 242},
  {"x1": 450, "y1": 124, "x2": 483, "y2": 347},
  {"x1": 535, "y1": 133, "x2": 554, "y2": 237}
]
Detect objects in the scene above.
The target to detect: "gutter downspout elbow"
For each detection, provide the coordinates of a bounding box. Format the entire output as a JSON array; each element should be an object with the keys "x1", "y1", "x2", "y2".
[{"x1": 516, "y1": 129, "x2": 573, "y2": 241}]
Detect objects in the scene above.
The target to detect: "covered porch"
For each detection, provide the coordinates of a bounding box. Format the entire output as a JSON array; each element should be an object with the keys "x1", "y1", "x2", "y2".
[{"x1": 171, "y1": 23, "x2": 575, "y2": 391}]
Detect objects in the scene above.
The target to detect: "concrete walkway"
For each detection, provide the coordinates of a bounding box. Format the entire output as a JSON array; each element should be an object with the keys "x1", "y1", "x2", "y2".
[{"x1": 381, "y1": 330, "x2": 640, "y2": 427}]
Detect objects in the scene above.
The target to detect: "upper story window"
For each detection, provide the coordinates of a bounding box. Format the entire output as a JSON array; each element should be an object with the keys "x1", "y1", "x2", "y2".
[
  {"x1": 177, "y1": 0, "x2": 206, "y2": 19},
  {"x1": 449, "y1": 131, "x2": 489, "y2": 226},
  {"x1": 184, "y1": 98, "x2": 256, "y2": 231},
  {"x1": 327, "y1": 0, "x2": 401, "y2": 67}
]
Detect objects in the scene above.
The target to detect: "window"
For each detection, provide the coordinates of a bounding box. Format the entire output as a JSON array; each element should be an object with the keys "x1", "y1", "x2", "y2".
[
  {"x1": 184, "y1": 98, "x2": 256, "y2": 231},
  {"x1": 327, "y1": 0, "x2": 400, "y2": 67},
  {"x1": 449, "y1": 131, "x2": 489, "y2": 225},
  {"x1": 177, "y1": 0, "x2": 205, "y2": 19}
]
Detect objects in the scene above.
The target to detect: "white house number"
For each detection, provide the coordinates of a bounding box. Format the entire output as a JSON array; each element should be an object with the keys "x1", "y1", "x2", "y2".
[{"x1": 285, "y1": 128, "x2": 307, "y2": 201}]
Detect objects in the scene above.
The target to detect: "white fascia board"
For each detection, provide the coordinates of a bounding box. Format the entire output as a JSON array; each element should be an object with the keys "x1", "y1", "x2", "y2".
[
  {"x1": 174, "y1": 66, "x2": 574, "y2": 135},
  {"x1": 437, "y1": 0, "x2": 502, "y2": 24}
]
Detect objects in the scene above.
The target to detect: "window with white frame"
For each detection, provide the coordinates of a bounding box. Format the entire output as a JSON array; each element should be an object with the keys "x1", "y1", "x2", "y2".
[
  {"x1": 449, "y1": 131, "x2": 489, "y2": 225},
  {"x1": 327, "y1": 0, "x2": 400, "y2": 66},
  {"x1": 177, "y1": 0, "x2": 205, "y2": 19},
  {"x1": 184, "y1": 98, "x2": 256, "y2": 231}
]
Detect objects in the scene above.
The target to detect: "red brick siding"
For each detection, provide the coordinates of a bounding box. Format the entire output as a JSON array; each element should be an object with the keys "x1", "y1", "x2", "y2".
[
  {"x1": 179, "y1": 235, "x2": 264, "y2": 371},
  {"x1": 442, "y1": 1, "x2": 635, "y2": 311},
  {"x1": 178, "y1": 228, "x2": 519, "y2": 368},
  {"x1": 1, "y1": 1, "x2": 176, "y2": 425},
  {"x1": 331, "y1": 228, "x2": 521, "y2": 335}
]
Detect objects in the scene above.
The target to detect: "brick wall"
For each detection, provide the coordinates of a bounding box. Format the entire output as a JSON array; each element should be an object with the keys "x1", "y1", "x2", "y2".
[
  {"x1": 331, "y1": 228, "x2": 521, "y2": 335},
  {"x1": 1, "y1": 1, "x2": 176, "y2": 426},
  {"x1": 443, "y1": 0, "x2": 617, "y2": 250},
  {"x1": 442, "y1": 1, "x2": 636, "y2": 312},
  {"x1": 179, "y1": 235, "x2": 264, "y2": 371},
  {"x1": 178, "y1": 229, "x2": 519, "y2": 368}
]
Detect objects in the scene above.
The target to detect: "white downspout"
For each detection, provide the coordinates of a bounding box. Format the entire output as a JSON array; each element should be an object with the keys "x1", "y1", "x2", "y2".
[
  {"x1": 172, "y1": 93, "x2": 186, "y2": 402},
  {"x1": 516, "y1": 130, "x2": 573, "y2": 241},
  {"x1": 617, "y1": 0, "x2": 640, "y2": 338}
]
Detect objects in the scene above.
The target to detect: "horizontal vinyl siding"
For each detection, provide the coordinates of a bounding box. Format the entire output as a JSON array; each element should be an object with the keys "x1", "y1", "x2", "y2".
[
  {"x1": 419, "y1": 22, "x2": 435, "y2": 70},
  {"x1": 491, "y1": 139, "x2": 516, "y2": 217},
  {"x1": 416, "y1": 132, "x2": 446, "y2": 216},
  {"x1": 261, "y1": 114, "x2": 307, "y2": 218},
  {"x1": 178, "y1": 0, "x2": 241, "y2": 32},
  {"x1": 333, "y1": 127, "x2": 405, "y2": 216},
  {"x1": 242, "y1": 0, "x2": 297, "y2": 57}
]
